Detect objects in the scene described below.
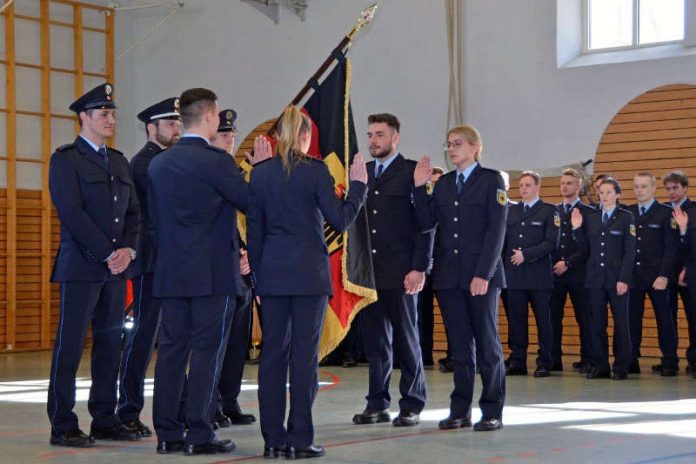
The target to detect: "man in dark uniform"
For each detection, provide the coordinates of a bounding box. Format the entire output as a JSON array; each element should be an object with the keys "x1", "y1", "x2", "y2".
[
  {"x1": 628, "y1": 172, "x2": 679, "y2": 376},
  {"x1": 149, "y1": 88, "x2": 269, "y2": 456},
  {"x1": 663, "y1": 171, "x2": 696, "y2": 374},
  {"x1": 571, "y1": 177, "x2": 635, "y2": 380},
  {"x1": 412, "y1": 124, "x2": 507, "y2": 432},
  {"x1": 549, "y1": 168, "x2": 593, "y2": 373},
  {"x1": 352, "y1": 113, "x2": 433, "y2": 427},
  {"x1": 504, "y1": 171, "x2": 560, "y2": 378},
  {"x1": 117, "y1": 97, "x2": 181, "y2": 437},
  {"x1": 48, "y1": 83, "x2": 141, "y2": 447},
  {"x1": 210, "y1": 109, "x2": 256, "y2": 427}
]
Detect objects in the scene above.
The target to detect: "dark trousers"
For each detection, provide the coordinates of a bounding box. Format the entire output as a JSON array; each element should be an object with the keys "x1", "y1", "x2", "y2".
[
  {"x1": 258, "y1": 295, "x2": 327, "y2": 449},
  {"x1": 218, "y1": 289, "x2": 252, "y2": 414},
  {"x1": 361, "y1": 290, "x2": 426, "y2": 413},
  {"x1": 629, "y1": 288, "x2": 678, "y2": 368},
  {"x1": 417, "y1": 279, "x2": 435, "y2": 364},
  {"x1": 673, "y1": 283, "x2": 696, "y2": 365},
  {"x1": 506, "y1": 289, "x2": 553, "y2": 369},
  {"x1": 47, "y1": 281, "x2": 126, "y2": 434},
  {"x1": 117, "y1": 273, "x2": 161, "y2": 423},
  {"x1": 436, "y1": 288, "x2": 505, "y2": 420},
  {"x1": 153, "y1": 295, "x2": 235, "y2": 445},
  {"x1": 550, "y1": 281, "x2": 591, "y2": 365},
  {"x1": 588, "y1": 288, "x2": 631, "y2": 373}
]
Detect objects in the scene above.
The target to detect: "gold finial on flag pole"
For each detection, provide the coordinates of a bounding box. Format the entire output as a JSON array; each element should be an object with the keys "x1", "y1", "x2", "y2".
[{"x1": 347, "y1": 4, "x2": 378, "y2": 41}]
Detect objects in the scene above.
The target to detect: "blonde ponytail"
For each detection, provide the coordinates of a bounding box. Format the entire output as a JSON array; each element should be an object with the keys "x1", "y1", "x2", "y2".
[{"x1": 275, "y1": 105, "x2": 311, "y2": 172}]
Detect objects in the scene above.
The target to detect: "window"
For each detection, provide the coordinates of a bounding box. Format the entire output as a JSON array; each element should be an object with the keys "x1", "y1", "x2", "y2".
[{"x1": 586, "y1": 0, "x2": 685, "y2": 52}]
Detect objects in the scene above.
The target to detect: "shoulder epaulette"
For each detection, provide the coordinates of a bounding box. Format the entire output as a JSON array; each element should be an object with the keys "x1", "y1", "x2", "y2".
[{"x1": 56, "y1": 143, "x2": 76, "y2": 152}]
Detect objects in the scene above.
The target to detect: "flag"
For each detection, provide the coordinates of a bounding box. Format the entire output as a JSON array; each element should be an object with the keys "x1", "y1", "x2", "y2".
[{"x1": 302, "y1": 55, "x2": 378, "y2": 359}]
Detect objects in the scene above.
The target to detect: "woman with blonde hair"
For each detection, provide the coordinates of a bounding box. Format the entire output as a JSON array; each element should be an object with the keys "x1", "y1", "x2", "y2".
[{"x1": 247, "y1": 105, "x2": 368, "y2": 459}]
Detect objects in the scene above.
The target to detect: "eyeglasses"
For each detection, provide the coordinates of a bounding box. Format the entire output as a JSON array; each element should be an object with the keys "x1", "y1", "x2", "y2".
[{"x1": 443, "y1": 139, "x2": 465, "y2": 149}]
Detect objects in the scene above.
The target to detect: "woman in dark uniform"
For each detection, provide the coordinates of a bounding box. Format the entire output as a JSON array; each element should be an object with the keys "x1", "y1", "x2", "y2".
[
  {"x1": 412, "y1": 125, "x2": 507, "y2": 432},
  {"x1": 247, "y1": 105, "x2": 368, "y2": 459},
  {"x1": 570, "y1": 177, "x2": 635, "y2": 380}
]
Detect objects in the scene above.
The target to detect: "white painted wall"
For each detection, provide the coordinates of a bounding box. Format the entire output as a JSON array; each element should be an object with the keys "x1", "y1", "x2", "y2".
[
  {"x1": 114, "y1": 0, "x2": 451, "y2": 163},
  {"x1": 461, "y1": 0, "x2": 696, "y2": 172}
]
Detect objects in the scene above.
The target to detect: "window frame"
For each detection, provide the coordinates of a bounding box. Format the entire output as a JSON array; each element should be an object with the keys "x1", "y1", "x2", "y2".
[{"x1": 582, "y1": 0, "x2": 685, "y2": 54}]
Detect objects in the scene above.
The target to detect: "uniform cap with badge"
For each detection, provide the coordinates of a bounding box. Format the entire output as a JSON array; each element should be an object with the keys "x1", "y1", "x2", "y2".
[
  {"x1": 137, "y1": 97, "x2": 181, "y2": 123},
  {"x1": 69, "y1": 83, "x2": 117, "y2": 113},
  {"x1": 218, "y1": 109, "x2": 238, "y2": 132}
]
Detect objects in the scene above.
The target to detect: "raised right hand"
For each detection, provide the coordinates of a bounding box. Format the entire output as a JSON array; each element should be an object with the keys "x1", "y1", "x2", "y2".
[
  {"x1": 570, "y1": 208, "x2": 583, "y2": 229},
  {"x1": 414, "y1": 156, "x2": 432, "y2": 187},
  {"x1": 349, "y1": 153, "x2": 368, "y2": 184}
]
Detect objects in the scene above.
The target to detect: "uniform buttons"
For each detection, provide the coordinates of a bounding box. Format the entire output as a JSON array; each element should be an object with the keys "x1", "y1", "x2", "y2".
[
  {"x1": 453, "y1": 233, "x2": 458, "y2": 238},
  {"x1": 454, "y1": 201, "x2": 459, "y2": 206},
  {"x1": 639, "y1": 225, "x2": 643, "y2": 229},
  {"x1": 372, "y1": 249, "x2": 377, "y2": 254},
  {"x1": 110, "y1": 176, "x2": 114, "y2": 181},
  {"x1": 519, "y1": 234, "x2": 523, "y2": 238},
  {"x1": 600, "y1": 263, "x2": 605, "y2": 267},
  {"x1": 601, "y1": 232, "x2": 605, "y2": 236},
  {"x1": 601, "y1": 242, "x2": 605, "y2": 246},
  {"x1": 454, "y1": 217, "x2": 458, "y2": 222},
  {"x1": 371, "y1": 229, "x2": 376, "y2": 234},
  {"x1": 561, "y1": 245, "x2": 565, "y2": 249},
  {"x1": 521, "y1": 222, "x2": 525, "y2": 226},
  {"x1": 600, "y1": 252, "x2": 604, "y2": 256},
  {"x1": 563, "y1": 221, "x2": 568, "y2": 225},
  {"x1": 637, "y1": 262, "x2": 641, "y2": 266},
  {"x1": 637, "y1": 249, "x2": 641, "y2": 253},
  {"x1": 562, "y1": 233, "x2": 566, "y2": 236},
  {"x1": 454, "y1": 249, "x2": 459, "y2": 254},
  {"x1": 112, "y1": 238, "x2": 116, "y2": 243},
  {"x1": 638, "y1": 237, "x2": 642, "y2": 241},
  {"x1": 375, "y1": 190, "x2": 380, "y2": 195},
  {"x1": 372, "y1": 209, "x2": 377, "y2": 215},
  {"x1": 114, "y1": 218, "x2": 119, "y2": 223},
  {"x1": 113, "y1": 196, "x2": 118, "y2": 201}
]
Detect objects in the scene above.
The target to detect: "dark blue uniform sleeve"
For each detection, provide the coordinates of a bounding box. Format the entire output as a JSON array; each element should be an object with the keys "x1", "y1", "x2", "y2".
[
  {"x1": 565, "y1": 208, "x2": 590, "y2": 270},
  {"x1": 413, "y1": 185, "x2": 438, "y2": 232},
  {"x1": 49, "y1": 151, "x2": 114, "y2": 262},
  {"x1": 660, "y1": 214, "x2": 679, "y2": 280},
  {"x1": 619, "y1": 214, "x2": 636, "y2": 284},
  {"x1": 247, "y1": 170, "x2": 265, "y2": 277},
  {"x1": 475, "y1": 173, "x2": 507, "y2": 281},
  {"x1": 412, "y1": 229, "x2": 434, "y2": 272},
  {"x1": 523, "y1": 208, "x2": 560, "y2": 262},
  {"x1": 315, "y1": 164, "x2": 368, "y2": 233},
  {"x1": 212, "y1": 154, "x2": 249, "y2": 214},
  {"x1": 123, "y1": 170, "x2": 140, "y2": 250},
  {"x1": 147, "y1": 175, "x2": 159, "y2": 253}
]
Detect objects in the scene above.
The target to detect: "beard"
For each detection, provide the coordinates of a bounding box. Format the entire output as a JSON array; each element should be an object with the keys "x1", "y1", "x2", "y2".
[
  {"x1": 156, "y1": 131, "x2": 179, "y2": 148},
  {"x1": 369, "y1": 145, "x2": 392, "y2": 159}
]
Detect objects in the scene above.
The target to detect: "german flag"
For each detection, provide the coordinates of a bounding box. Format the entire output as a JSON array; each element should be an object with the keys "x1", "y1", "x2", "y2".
[{"x1": 302, "y1": 55, "x2": 377, "y2": 359}]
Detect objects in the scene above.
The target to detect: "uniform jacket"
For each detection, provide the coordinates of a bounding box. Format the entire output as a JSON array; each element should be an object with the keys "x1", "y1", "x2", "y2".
[
  {"x1": 552, "y1": 201, "x2": 594, "y2": 284},
  {"x1": 49, "y1": 136, "x2": 139, "y2": 282},
  {"x1": 247, "y1": 155, "x2": 367, "y2": 296},
  {"x1": 366, "y1": 154, "x2": 433, "y2": 289},
  {"x1": 148, "y1": 137, "x2": 247, "y2": 298},
  {"x1": 628, "y1": 202, "x2": 678, "y2": 289},
  {"x1": 414, "y1": 164, "x2": 507, "y2": 290},
  {"x1": 667, "y1": 198, "x2": 695, "y2": 279},
  {"x1": 504, "y1": 200, "x2": 560, "y2": 290},
  {"x1": 574, "y1": 207, "x2": 636, "y2": 289},
  {"x1": 129, "y1": 141, "x2": 162, "y2": 276}
]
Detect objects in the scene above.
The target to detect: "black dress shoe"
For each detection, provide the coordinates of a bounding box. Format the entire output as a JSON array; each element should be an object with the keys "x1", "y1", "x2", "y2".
[
  {"x1": 90, "y1": 423, "x2": 141, "y2": 441},
  {"x1": 533, "y1": 367, "x2": 550, "y2": 378},
  {"x1": 438, "y1": 357, "x2": 454, "y2": 373},
  {"x1": 586, "y1": 368, "x2": 611, "y2": 379},
  {"x1": 612, "y1": 371, "x2": 628, "y2": 380},
  {"x1": 652, "y1": 363, "x2": 663, "y2": 373},
  {"x1": 506, "y1": 365, "x2": 528, "y2": 376},
  {"x1": 227, "y1": 409, "x2": 256, "y2": 425},
  {"x1": 686, "y1": 363, "x2": 696, "y2": 374},
  {"x1": 474, "y1": 418, "x2": 503, "y2": 431},
  {"x1": 579, "y1": 363, "x2": 593, "y2": 374},
  {"x1": 156, "y1": 440, "x2": 185, "y2": 454},
  {"x1": 342, "y1": 356, "x2": 358, "y2": 368},
  {"x1": 285, "y1": 444, "x2": 325, "y2": 460},
  {"x1": 392, "y1": 411, "x2": 420, "y2": 427},
  {"x1": 215, "y1": 411, "x2": 232, "y2": 428},
  {"x1": 438, "y1": 416, "x2": 472, "y2": 430},
  {"x1": 572, "y1": 361, "x2": 584, "y2": 370},
  {"x1": 352, "y1": 408, "x2": 390, "y2": 425},
  {"x1": 550, "y1": 362, "x2": 563, "y2": 372},
  {"x1": 184, "y1": 439, "x2": 236, "y2": 455},
  {"x1": 50, "y1": 428, "x2": 94, "y2": 448},
  {"x1": 661, "y1": 366, "x2": 678, "y2": 377},
  {"x1": 124, "y1": 419, "x2": 152, "y2": 437},
  {"x1": 628, "y1": 363, "x2": 641, "y2": 374},
  {"x1": 263, "y1": 446, "x2": 283, "y2": 459}
]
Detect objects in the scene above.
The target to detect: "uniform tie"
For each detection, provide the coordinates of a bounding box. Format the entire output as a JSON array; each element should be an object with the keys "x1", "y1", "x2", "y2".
[
  {"x1": 640, "y1": 205, "x2": 646, "y2": 216},
  {"x1": 602, "y1": 212, "x2": 609, "y2": 225},
  {"x1": 524, "y1": 204, "x2": 531, "y2": 213},
  {"x1": 456, "y1": 172, "x2": 465, "y2": 194},
  {"x1": 375, "y1": 163, "x2": 384, "y2": 179},
  {"x1": 565, "y1": 203, "x2": 572, "y2": 213},
  {"x1": 99, "y1": 146, "x2": 108, "y2": 164}
]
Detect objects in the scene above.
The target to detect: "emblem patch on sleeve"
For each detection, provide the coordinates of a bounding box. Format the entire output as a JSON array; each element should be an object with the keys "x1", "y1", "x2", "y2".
[
  {"x1": 554, "y1": 214, "x2": 561, "y2": 227},
  {"x1": 497, "y1": 189, "x2": 507, "y2": 206},
  {"x1": 630, "y1": 224, "x2": 636, "y2": 236}
]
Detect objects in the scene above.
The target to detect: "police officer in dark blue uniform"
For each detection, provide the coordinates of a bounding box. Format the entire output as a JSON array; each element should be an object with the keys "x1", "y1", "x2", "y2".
[
  {"x1": 413, "y1": 125, "x2": 506, "y2": 432},
  {"x1": 627, "y1": 172, "x2": 679, "y2": 376},
  {"x1": 571, "y1": 177, "x2": 635, "y2": 380},
  {"x1": 504, "y1": 171, "x2": 560, "y2": 378},
  {"x1": 149, "y1": 88, "x2": 270, "y2": 456},
  {"x1": 47, "y1": 83, "x2": 141, "y2": 447},
  {"x1": 117, "y1": 97, "x2": 181, "y2": 437},
  {"x1": 663, "y1": 171, "x2": 696, "y2": 374},
  {"x1": 247, "y1": 106, "x2": 368, "y2": 459},
  {"x1": 210, "y1": 109, "x2": 256, "y2": 427},
  {"x1": 549, "y1": 168, "x2": 594, "y2": 373},
  {"x1": 351, "y1": 113, "x2": 433, "y2": 428}
]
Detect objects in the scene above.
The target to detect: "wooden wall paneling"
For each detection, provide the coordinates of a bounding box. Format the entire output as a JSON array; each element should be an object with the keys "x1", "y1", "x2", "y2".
[{"x1": 40, "y1": 0, "x2": 52, "y2": 348}]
